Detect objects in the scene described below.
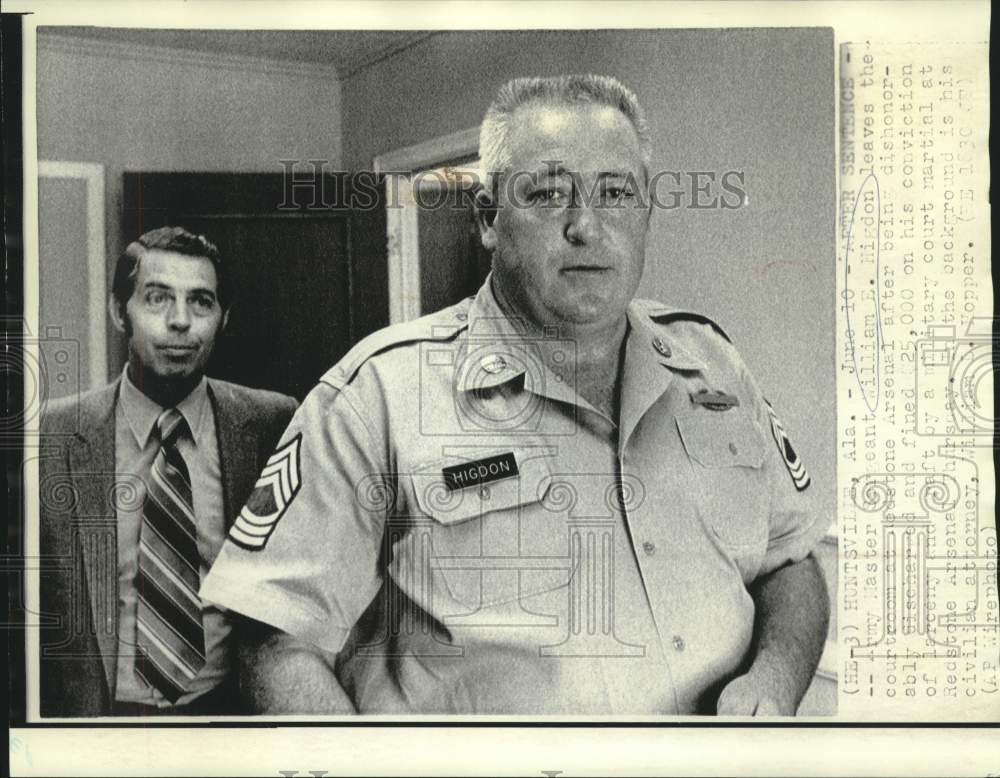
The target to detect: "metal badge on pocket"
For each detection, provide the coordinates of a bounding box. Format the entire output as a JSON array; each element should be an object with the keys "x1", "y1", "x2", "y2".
[{"x1": 690, "y1": 388, "x2": 740, "y2": 411}]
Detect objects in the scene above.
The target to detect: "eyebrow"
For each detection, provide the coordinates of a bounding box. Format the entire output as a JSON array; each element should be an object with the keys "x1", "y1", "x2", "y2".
[
  {"x1": 531, "y1": 165, "x2": 634, "y2": 180},
  {"x1": 536, "y1": 163, "x2": 572, "y2": 177},
  {"x1": 142, "y1": 281, "x2": 217, "y2": 298}
]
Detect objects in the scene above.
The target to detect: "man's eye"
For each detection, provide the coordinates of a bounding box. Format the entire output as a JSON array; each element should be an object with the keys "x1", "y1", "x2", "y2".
[
  {"x1": 191, "y1": 296, "x2": 216, "y2": 313},
  {"x1": 146, "y1": 290, "x2": 167, "y2": 306},
  {"x1": 600, "y1": 186, "x2": 634, "y2": 205},
  {"x1": 529, "y1": 188, "x2": 568, "y2": 206}
]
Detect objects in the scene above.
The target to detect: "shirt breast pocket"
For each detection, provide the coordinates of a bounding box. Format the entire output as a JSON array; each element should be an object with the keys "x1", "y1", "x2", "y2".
[
  {"x1": 404, "y1": 451, "x2": 567, "y2": 613},
  {"x1": 676, "y1": 410, "x2": 770, "y2": 577}
]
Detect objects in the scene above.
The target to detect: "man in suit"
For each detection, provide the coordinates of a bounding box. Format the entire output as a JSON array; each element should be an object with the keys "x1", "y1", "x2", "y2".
[{"x1": 39, "y1": 226, "x2": 297, "y2": 717}]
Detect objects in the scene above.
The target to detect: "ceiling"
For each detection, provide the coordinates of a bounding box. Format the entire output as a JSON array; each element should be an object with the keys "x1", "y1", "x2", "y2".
[{"x1": 39, "y1": 27, "x2": 438, "y2": 78}]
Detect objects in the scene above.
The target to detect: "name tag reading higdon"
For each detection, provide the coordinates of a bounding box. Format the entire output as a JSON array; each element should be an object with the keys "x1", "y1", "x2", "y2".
[{"x1": 442, "y1": 452, "x2": 520, "y2": 492}]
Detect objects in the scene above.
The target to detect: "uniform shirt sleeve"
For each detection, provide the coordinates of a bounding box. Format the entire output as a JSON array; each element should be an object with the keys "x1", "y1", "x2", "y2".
[
  {"x1": 200, "y1": 379, "x2": 388, "y2": 654},
  {"x1": 736, "y1": 357, "x2": 832, "y2": 578}
]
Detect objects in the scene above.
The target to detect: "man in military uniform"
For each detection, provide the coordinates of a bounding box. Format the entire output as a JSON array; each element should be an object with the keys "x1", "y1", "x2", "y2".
[{"x1": 201, "y1": 74, "x2": 830, "y2": 715}]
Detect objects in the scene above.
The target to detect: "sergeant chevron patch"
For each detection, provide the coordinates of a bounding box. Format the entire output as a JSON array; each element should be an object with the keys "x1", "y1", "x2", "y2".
[
  {"x1": 765, "y1": 401, "x2": 811, "y2": 491},
  {"x1": 229, "y1": 434, "x2": 302, "y2": 550}
]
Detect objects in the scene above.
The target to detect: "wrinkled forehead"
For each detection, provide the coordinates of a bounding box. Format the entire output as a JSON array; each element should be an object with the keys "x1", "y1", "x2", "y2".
[
  {"x1": 505, "y1": 99, "x2": 644, "y2": 175},
  {"x1": 135, "y1": 249, "x2": 219, "y2": 291}
]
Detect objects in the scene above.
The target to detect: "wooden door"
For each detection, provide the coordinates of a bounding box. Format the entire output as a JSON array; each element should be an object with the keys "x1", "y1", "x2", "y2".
[{"x1": 417, "y1": 195, "x2": 492, "y2": 314}]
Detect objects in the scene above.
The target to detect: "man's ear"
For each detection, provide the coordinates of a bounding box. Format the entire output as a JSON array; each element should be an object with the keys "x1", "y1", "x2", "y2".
[
  {"x1": 221, "y1": 307, "x2": 230, "y2": 332},
  {"x1": 108, "y1": 295, "x2": 127, "y2": 334},
  {"x1": 475, "y1": 189, "x2": 498, "y2": 252}
]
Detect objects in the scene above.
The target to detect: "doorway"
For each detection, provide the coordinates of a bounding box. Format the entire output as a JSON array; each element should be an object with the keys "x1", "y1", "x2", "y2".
[{"x1": 376, "y1": 128, "x2": 492, "y2": 323}]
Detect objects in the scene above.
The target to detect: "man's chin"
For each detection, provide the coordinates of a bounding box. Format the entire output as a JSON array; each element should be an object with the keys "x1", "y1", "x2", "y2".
[
  {"x1": 551, "y1": 296, "x2": 625, "y2": 328},
  {"x1": 149, "y1": 362, "x2": 203, "y2": 384}
]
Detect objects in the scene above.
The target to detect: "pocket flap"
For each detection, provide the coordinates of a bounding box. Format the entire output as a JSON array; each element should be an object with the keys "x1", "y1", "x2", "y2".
[
  {"x1": 410, "y1": 449, "x2": 552, "y2": 524},
  {"x1": 676, "y1": 409, "x2": 765, "y2": 468}
]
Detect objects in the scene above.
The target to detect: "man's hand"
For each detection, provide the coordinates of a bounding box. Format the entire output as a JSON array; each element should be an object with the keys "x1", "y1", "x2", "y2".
[
  {"x1": 716, "y1": 554, "x2": 829, "y2": 716},
  {"x1": 716, "y1": 656, "x2": 798, "y2": 716},
  {"x1": 237, "y1": 617, "x2": 355, "y2": 714}
]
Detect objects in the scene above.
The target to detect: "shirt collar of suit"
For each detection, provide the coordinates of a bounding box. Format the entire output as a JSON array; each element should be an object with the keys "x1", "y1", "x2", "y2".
[{"x1": 119, "y1": 366, "x2": 210, "y2": 448}]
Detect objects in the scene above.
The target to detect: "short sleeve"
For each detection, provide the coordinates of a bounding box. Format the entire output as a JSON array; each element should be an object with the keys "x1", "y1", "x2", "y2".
[
  {"x1": 738, "y1": 364, "x2": 832, "y2": 578},
  {"x1": 200, "y1": 380, "x2": 388, "y2": 654}
]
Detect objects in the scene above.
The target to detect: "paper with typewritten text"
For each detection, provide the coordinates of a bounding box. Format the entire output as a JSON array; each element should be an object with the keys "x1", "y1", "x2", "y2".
[{"x1": 837, "y1": 41, "x2": 995, "y2": 720}]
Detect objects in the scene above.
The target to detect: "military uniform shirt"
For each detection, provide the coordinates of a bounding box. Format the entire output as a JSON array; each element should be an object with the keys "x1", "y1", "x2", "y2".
[{"x1": 201, "y1": 277, "x2": 830, "y2": 714}]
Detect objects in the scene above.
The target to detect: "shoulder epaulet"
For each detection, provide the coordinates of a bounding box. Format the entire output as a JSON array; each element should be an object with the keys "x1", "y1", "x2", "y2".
[
  {"x1": 322, "y1": 298, "x2": 471, "y2": 387},
  {"x1": 634, "y1": 299, "x2": 733, "y2": 344}
]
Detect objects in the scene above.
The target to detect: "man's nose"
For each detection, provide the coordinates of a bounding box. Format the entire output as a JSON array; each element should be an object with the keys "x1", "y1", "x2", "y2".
[
  {"x1": 564, "y1": 204, "x2": 599, "y2": 245},
  {"x1": 167, "y1": 301, "x2": 191, "y2": 330}
]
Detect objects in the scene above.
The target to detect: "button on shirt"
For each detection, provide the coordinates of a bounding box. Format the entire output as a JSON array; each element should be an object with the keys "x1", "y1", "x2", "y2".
[
  {"x1": 114, "y1": 370, "x2": 231, "y2": 706},
  {"x1": 202, "y1": 278, "x2": 829, "y2": 714}
]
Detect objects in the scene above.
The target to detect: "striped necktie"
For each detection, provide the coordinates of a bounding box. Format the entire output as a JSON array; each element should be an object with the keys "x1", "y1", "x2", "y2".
[{"x1": 135, "y1": 407, "x2": 206, "y2": 703}]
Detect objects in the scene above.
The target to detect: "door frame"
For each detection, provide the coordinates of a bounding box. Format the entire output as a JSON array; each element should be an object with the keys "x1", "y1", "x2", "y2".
[
  {"x1": 373, "y1": 126, "x2": 479, "y2": 324},
  {"x1": 37, "y1": 160, "x2": 107, "y2": 388}
]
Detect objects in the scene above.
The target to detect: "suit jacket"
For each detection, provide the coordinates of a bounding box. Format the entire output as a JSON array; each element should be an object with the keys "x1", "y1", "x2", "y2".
[{"x1": 38, "y1": 377, "x2": 297, "y2": 717}]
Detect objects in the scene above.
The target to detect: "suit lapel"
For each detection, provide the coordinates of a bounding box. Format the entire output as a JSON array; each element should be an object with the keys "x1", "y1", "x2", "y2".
[
  {"x1": 67, "y1": 381, "x2": 120, "y2": 696},
  {"x1": 63, "y1": 379, "x2": 272, "y2": 702},
  {"x1": 208, "y1": 380, "x2": 258, "y2": 530}
]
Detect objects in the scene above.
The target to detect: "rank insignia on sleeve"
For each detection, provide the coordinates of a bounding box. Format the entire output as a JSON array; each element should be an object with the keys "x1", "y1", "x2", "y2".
[
  {"x1": 765, "y1": 401, "x2": 811, "y2": 491},
  {"x1": 229, "y1": 434, "x2": 302, "y2": 551}
]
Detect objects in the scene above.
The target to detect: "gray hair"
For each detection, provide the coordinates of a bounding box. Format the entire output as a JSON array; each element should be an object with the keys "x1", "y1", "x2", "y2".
[{"x1": 479, "y1": 74, "x2": 651, "y2": 195}]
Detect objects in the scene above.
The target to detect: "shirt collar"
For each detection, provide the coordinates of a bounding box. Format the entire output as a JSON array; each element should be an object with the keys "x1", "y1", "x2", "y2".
[
  {"x1": 119, "y1": 366, "x2": 210, "y2": 448},
  {"x1": 465, "y1": 272, "x2": 532, "y2": 342},
  {"x1": 459, "y1": 277, "x2": 705, "y2": 390},
  {"x1": 458, "y1": 275, "x2": 558, "y2": 392},
  {"x1": 625, "y1": 302, "x2": 706, "y2": 372}
]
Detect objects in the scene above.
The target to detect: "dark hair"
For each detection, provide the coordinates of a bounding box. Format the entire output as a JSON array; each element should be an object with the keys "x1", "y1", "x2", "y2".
[{"x1": 111, "y1": 226, "x2": 229, "y2": 315}]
